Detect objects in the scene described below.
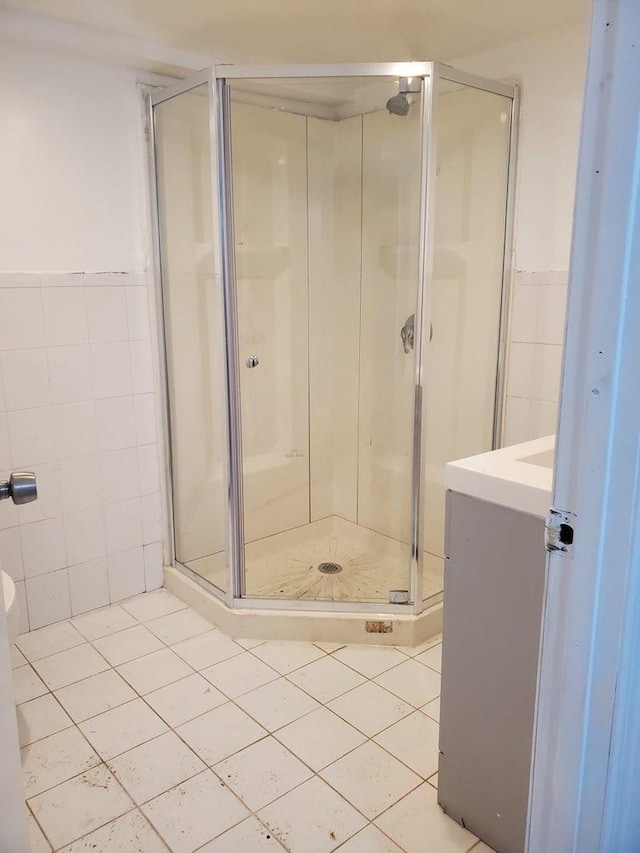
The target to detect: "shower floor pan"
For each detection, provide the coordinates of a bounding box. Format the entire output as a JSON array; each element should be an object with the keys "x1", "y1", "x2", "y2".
[
  {"x1": 166, "y1": 517, "x2": 443, "y2": 647},
  {"x1": 186, "y1": 516, "x2": 443, "y2": 603}
]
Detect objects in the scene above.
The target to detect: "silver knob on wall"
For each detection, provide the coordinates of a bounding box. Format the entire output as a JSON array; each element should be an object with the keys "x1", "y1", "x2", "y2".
[
  {"x1": 245, "y1": 356, "x2": 259, "y2": 368},
  {"x1": 0, "y1": 472, "x2": 38, "y2": 505}
]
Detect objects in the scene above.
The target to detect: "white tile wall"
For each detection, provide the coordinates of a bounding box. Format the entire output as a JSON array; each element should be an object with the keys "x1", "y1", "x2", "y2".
[
  {"x1": 0, "y1": 272, "x2": 164, "y2": 630},
  {"x1": 504, "y1": 270, "x2": 569, "y2": 446}
]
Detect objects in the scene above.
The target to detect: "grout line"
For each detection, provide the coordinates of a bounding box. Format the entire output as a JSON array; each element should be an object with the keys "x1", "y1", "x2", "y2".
[
  {"x1": 17, "y1": 594, "x2": 447, "y2": 853},
  {"x1": 25, "y1": 756, "x2": 120, "y2": 811},
  {"x1": 25, "y1": 796, "x2": 57, "y2": 852},
  {"x1": 51, "y1": 799, "x2": 139, "y2": 850},
  {"x1": 103, "y1": 739, "x2": 206, "y2": 809}
]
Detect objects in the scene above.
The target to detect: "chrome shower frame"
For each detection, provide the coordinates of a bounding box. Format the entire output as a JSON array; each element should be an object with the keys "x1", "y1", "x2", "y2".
[{"x1": 149, "y1": 62, "x2": 519, "y2": 618}]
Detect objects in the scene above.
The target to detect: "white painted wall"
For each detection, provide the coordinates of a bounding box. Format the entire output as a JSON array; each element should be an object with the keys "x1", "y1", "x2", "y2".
[
  {"x1": 455, "y1": 19, "x2": 590, "y2": 443},
  {"x1": 0, "y1": 40, "x2": 164, "y2": 630},
  {"x1": 455, "y1": 19, "x2": 589, "y2": 274},
  {"x1": 0, "y1": 40, "x2": 148, "y2": 273}
]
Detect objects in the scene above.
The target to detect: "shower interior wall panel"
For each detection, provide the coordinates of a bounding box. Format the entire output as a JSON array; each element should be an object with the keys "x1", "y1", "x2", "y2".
[{"x1": 308, "y1": 115, "x2": 362, "y2": 526}]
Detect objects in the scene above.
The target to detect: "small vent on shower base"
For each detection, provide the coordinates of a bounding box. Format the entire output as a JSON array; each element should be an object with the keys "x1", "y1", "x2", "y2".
[{"x1": 317, "y1": 561, "x2": 343, "y2": 575}]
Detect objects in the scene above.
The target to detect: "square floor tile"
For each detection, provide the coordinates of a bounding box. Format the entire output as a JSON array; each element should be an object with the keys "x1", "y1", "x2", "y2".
[
  {"x1": 428, "y1": 772, "x2": 438, "y2": 789},
  {"x1": 145, "y1": 673, "x2": 227, "y2": 727},
  {"x1": 177, "y1": 703, "x2": 267, "y2": 766},
  {"x1": 422, "y1": 696, "x2": 440, "y2": 723},
  {"x1": 121, "y1": 589, "x2": 187, "y2": 622},
  {"x1": 71, "y1": 605, "x2": 137, "y2": 641},
  {"x1": 470, "y1": 843, "x2": 496, "y2": 852},
  {"x1": 146, "y1": 608, "x2": 213, "y2": 645},
  {"x1": 11, "y1": 645, "x2": 27, "y2": 669},
  {"x1": 17, "y1": 694, "x2": 73, "y2": 746},
  {"x1": 32, "y1": 644, "x2": 108, "y2": 690},
  {"x1": 92, "y1": 625, "x2": 163, "y2": 667},
  {"x1": 142, "y1": 770, "x2": 249, "y2": 853},
  {"x1": 172, "y1": 631, "x2": 244, "y2": 670},
  {"x1": 274, "y1": 707, "x2": 366, "y2": 771},
  {"x1": 251, "y1": 641, "x2": 326, "y2": 675},
  {"x1": 259, "y1": 776, "x2": 367, "y2": 852},
  {"x1": 333, "y1": 645, "x2": 408, "y2": 679},
  {"x1": 202, "y1": 652, "x2": 279, "y2": 699},
  {"x1": 336, "y1": 824, "x2": 404, "y2": 852},
  {"x1": 117, "y1": 647, "x2": 193, "y2": 694},
  {"x1": 27, "y1": 811, "x2": 52, "y2": 853},
  {"x1": 320, "y1": 742, "x2": 421, "y2": 819},
  {"x1": 29, "y1": 764, "x2": 134, "y2": 850},
  {"x1": 416, "y1": 643, "x2": 442, "y2": 673},
  {"x1": 328, "y1": 681, "x2": 414, "y2": 737},
  {"x1": 22, "y1": 727, "x2": 100, "y2": 798},
  {"x1": 55, "y1": 669, "x2": 137, "y2": 722},
  {"x1": 79, "y1": 698, "x2": 168, "y2": 760},
  {"x1": 13, "y1": 665, "x2": 48, "y2": 704},
  {"x1": 235, "y1": 678, "x2": 320, "y2": 731},
  {"x1": 374, "y1": 711, "x2": 440, "y2": 778},
  {"x1": 375, "y1": 783, "x2": 478, "y2": 853},
  {"x1": 107, "y1": 731, "x2": 205, "y2": 805},
  {"x1": 199, "y1": 816, "x2": 285, "y2": 851},
  {"x1": 17, "y1": 621, "x2": 85, "y2": 661},
  {"x1": 375, "y1": 659, "x2": 441, "y2": 708},
  {"x1": 57, "y1": 809, "x2": 169, "y2": 851},
  {"x1": 235, "y1": 637, "x2": 265, "y2": 650},
  {"x1": 215, "y1": 736, "x2": 312, "y2": 811},
  {"x1": 287, "y1": 656, "x2": 365, "y2": 704},
  {"x1": 396, "y1": 634, "x2": 442, "y2": 657}
]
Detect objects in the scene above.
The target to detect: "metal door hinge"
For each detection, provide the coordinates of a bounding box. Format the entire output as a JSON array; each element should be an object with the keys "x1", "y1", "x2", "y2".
[{"x1": 545, "y1": 508, "x2": 576, "y2": 555}]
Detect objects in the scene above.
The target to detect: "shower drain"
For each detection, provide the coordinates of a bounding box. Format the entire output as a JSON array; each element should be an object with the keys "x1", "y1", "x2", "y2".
[{"x1": 317, "y1": 561, "x2": 343, "y2": 575}]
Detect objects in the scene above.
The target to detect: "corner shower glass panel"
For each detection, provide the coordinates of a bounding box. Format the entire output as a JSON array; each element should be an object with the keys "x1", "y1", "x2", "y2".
[
  {"x1": 421, "y1": 79, "x2": 512, "y2": 599},
  {"x1": 227, "y1": 77, "x2": 423, "y2": 602},
  {"x1": 154, "y1": 85, "x2": 229, "y2": 593}
]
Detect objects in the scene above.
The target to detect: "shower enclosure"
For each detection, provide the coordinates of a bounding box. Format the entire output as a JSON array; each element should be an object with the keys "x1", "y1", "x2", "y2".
[{"x1": 150, "y1": 63, "x2": 517, "y2": 620}]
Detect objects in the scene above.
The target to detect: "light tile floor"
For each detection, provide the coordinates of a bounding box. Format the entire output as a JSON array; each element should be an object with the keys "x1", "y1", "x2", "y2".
[{"x1": 12, "y1": 589, "x2": 492, "y2": 853}]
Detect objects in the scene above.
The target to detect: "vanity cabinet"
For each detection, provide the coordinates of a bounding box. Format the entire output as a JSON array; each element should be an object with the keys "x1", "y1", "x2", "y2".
[{"x1": 438, "y1": 449, "x2": 550, "y2": 853}]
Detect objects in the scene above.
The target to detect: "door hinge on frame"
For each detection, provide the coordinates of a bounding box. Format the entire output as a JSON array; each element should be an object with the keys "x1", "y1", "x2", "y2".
[{"x1": 545, "y1": 507, "x2": 576, "y2": 555}]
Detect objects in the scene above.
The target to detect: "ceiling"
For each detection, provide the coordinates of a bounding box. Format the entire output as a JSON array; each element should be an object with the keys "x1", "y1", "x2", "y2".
[{"x1": 2, "y1": 0, "x2": 589, "y2": 67}]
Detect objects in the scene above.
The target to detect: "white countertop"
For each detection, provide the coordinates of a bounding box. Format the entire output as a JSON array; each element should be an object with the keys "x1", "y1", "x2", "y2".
[{"x1": 445, "y1": 434, "x2": 555, "y2": 518}]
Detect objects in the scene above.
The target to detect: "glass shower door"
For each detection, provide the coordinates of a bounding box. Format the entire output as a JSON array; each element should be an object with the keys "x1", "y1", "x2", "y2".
[{"x1": 224, "y1": 75, "x2": 424, "y2": 604}]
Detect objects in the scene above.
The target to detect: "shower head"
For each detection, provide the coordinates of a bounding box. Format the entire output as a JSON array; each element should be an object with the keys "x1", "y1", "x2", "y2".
[
  {"x1": 386, "y1": 92, "x2": 410, "y2": 116},
  {"x1": 385, "y1": 77, "x2": 421, "y2": 117}
]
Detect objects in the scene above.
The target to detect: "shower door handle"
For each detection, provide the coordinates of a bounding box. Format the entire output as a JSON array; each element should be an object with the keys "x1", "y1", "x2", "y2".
[
  {"x1": 245, "y1": 356, "x2": 259, "y2": 369},
  {"x1": 401, "y1": 315, "x2": 415, "y2": 354},
  {"x1": 400, "y1": 316, "x2": 433, "y2": 353}
]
